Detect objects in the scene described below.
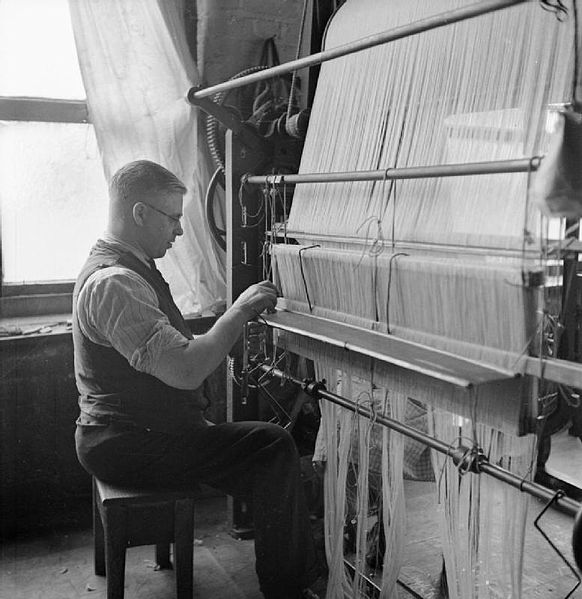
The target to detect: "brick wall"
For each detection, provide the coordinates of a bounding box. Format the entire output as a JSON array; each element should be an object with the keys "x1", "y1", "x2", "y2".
[{"x1": 196, "y1": 0, "x2": 308, "y2": 87}]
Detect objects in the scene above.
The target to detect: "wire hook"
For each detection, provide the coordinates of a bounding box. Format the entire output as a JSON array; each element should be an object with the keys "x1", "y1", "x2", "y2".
[{"x1": 534, "y1": 490, "x2": 581, "y2": 599}]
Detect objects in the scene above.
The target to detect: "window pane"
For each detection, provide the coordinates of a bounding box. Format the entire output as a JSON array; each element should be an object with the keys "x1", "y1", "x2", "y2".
[
  {"x1": 0, "y1": 0, "x2": 85, "y2": 99},
  {"x1": 0, "y1": 121, "x2": 108, "y2": 283}
]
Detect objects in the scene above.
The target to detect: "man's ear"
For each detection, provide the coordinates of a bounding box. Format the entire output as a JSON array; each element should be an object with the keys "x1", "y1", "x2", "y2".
[{"x1": 132, "y1": 202, "x2": 147, "y2": 226}]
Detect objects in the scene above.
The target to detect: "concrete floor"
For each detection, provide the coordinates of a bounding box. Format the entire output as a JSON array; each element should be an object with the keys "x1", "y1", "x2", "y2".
[
  {"x1": 0, "y1": 493, "x2": 263, "y2": 599},
  {"x1": 399, "y1": 480, "x2": 582, "y2": 599},
  {"x1": 1, "y1": 478, "x2": 581, "y2": 599},
  {"x1": 547, "y1": 430, "x2": 582, "y2": 490}
]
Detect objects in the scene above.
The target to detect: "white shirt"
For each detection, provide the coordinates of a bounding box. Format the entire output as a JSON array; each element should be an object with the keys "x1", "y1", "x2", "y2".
[{"x1": 76, "y1": 234, "x2": 190, "y2": 378}]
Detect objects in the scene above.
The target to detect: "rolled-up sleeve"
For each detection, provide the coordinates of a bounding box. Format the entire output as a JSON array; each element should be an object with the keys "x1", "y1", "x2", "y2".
[
  {"x1": 130, "y1": 319, "x2": 190, "y2": 373},
  {"x1": 78, "y1": 267, "x2": 191, "y2": 378}
]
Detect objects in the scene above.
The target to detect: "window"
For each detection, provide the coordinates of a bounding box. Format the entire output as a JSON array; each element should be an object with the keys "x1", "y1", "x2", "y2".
[{"x1": 0, "y1": 0, "x2": 108, "y2": 311}]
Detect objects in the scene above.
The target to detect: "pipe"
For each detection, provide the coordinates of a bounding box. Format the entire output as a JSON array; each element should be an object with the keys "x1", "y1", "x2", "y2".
[
  {"x1": 258, "y1": 363, "x2": 581, "y2": 516},
  {"x1": 244, "y1": 157, "x2": 542, "y2": 186},
  {"x1": 188, "y1": 0, "x2": 530, "y2": 101},
  {"x1": 278, "y1": 231, "x2": 546, "y2": 258}
]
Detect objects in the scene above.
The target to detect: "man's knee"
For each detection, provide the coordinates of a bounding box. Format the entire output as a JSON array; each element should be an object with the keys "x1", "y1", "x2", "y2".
[
  {"x1": 260, "y1": 421, "x2": 294, "y2": 443},
  {"x1": 254, "y1": 422, "x2": 299, "y2": 461}
]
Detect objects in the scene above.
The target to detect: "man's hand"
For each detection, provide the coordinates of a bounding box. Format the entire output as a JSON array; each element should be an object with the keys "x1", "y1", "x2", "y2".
[
  {"x1": 231, "y1": 280, "x2": 278, "y2": 320},
  {"x1": 155, "y1": 280, "x2": 278, "y2": 390}
]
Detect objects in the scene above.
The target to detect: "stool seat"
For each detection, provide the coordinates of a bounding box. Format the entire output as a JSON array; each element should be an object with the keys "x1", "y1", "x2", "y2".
[{"x1": 93, "y1": 477, "x2": 202, "y2": 599}]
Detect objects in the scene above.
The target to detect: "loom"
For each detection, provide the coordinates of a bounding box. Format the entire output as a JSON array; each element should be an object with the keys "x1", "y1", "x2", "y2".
[{"x1": 189, "y1": 0, "x2": 582, "y2": 597}]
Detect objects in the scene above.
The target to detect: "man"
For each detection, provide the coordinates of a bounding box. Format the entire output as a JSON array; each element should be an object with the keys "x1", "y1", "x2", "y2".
[{"x1": 73, "y1": 160, "x2": 323, "y2": 599}]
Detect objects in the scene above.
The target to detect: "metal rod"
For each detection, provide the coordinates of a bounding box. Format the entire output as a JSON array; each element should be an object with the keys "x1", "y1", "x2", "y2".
[
  {"x1": 189, "y1": 0, "x2": 529, "y2": 101},
  {"x1": 343, "y1": 559, "x2": 382, "y2": 595},
  {"x1": 480, "y1": 462, "x2": 580, "y2": 516},
  {"x1": 259, "y1": 363, "x2": 581, "y2": 517},
  {"x1": 258, "y1": 364, "x2": 456, "y2": 453},
  {"x1": 245, "y1": 158, "x2": 541, "y2": 186},
  {"x1": 279, "y1": 231, "x2": 545, "y2": 258},
  {"x1": 345, "y1": 557, "x2": 426, "y2": 598}
]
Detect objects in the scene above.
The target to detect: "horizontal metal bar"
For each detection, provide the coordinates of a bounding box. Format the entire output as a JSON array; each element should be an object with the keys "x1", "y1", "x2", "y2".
[
  {"x1": 265, "y1": 310, "x2": 582, "y2": 397},
  {"x1": 189, "y1": 0, "x2": 529, "y2": 101},
  {"x1": 314, "y1": 377, "x2": 455, "y2": 454},
  {"x1": 263, "y1": 310, "x2": 516, "y2": 388},
  {"x1": 245, "y1": 158, "x2": 542, "y2": 186},
  {"x1": 524, "y1": 355, "x2": 582, "y2": 389},
  {"x1": 480, "y1": 461, "x2": 581, "y2": 516},
  {"x1": 260, "y1": 363, "x2": 581, "y2": 516},
  {"x1": 548, "y1": 239, "x2": 582, "y2": 255},
  {"x1": 275, "y1": 230, "x2": 580, "y2": 262},
  {"x1": 279, "y1": 231, "x2": 546, "y2": 258}
]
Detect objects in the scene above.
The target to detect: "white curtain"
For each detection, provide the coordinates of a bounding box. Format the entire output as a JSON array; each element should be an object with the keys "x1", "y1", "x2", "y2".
[{"x1": 68, "y1": 0, "x2": 225, "y2": 314}]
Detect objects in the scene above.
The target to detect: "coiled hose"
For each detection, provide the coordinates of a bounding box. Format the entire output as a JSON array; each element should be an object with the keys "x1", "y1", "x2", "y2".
[
  {"x1": 205, "y1": 65, "x2": 271, "y2": 173},
  {"x1": 204, "y1": 66, "x2": 271, "y2": 252}
]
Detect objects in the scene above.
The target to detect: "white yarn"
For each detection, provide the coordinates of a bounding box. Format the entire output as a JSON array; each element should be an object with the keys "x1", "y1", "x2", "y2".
[{"x1": 266, "y1": 0, "x2": 578, "y2": 596}]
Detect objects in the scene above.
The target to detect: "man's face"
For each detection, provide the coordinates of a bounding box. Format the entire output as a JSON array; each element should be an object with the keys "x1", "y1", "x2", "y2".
[{"x1": 137, "y1": 191, "x2": 184, "y2": 259}]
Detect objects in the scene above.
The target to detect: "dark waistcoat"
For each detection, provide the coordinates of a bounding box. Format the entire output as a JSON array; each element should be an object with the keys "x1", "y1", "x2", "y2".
[{"x1": 73, "y1": 240, "x2": 206, "y2": 434}]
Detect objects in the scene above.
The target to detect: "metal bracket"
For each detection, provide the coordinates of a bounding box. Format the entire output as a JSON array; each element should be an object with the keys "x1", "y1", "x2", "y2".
[{"x1": 187, "y1": 85, "x2": 270, "y2": 155}]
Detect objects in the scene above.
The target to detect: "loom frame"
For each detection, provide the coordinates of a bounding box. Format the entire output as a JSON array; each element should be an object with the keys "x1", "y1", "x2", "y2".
[
  {"x1": 224, "y1": 128, "x2": 269, "y2": 538},
  {"x1": 197, "y1": 0, "x2": 582, "y2": 590}
]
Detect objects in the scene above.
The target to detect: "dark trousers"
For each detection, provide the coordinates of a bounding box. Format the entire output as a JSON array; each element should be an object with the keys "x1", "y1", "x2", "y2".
[{"x1": 76, "y1": 420, "x2": 319, "y2": 599}]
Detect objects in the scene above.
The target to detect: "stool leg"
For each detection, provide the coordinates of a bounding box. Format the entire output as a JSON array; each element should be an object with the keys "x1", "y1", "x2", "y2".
[
  {"x1": 103, "y1": 505, "x2": 127, "y2": 599},
  {"x1": 93, "y1": 497, "x2": 105, "y2": 576},
  {"x1": 155, "y1": 543, "x2": 172, "y2": 569},
  {"x1": 93, "y1": 483, "x2": 106, "y2": 577},
  {"x1": 174, "y1": 498, "x2": 195, "y2": 599}
]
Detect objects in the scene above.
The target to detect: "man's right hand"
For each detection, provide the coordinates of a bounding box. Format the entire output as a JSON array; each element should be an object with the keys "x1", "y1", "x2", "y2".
[
  {"x1": 231, "y1": 280, "x2": 278, "y2": 320},
  {"x1": 155, "y1": 280, "x2": 279, "y2": 390}
]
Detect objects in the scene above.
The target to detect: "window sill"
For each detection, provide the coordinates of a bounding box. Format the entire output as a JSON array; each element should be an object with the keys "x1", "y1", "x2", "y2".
[
  {"x1": 0, "y1": 314, "x2": 72, "y2": 341},
  {"x1": 0, "y1": 292, "x2": 73, "y2": 320},
  {"x1": 0, "y1": 311, "x2": 218, "y2": 342},
  {"x1": 0, "y1": 280, "x2": 221, "y2": 334}
]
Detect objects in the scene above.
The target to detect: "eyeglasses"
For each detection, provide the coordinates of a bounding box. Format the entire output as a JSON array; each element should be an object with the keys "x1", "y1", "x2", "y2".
[{"x1": 141, "y1": 202, "x2": 182, "y2": 225}]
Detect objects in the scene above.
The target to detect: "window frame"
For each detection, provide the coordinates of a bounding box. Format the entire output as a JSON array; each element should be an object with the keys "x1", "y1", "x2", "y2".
[{"x1": 0, "y1": 95, "x2": 90, "y2": 316}]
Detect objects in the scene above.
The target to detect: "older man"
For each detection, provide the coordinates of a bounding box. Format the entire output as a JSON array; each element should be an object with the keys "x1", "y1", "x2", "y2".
[{"x1": 73, "y1": 160, "x2": 322, "y2": 599}]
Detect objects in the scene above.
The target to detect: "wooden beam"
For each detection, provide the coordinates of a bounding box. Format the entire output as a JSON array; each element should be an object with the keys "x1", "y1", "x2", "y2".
[{"x1": 0, "y1": 97, "x2": 89, "y2": 123}]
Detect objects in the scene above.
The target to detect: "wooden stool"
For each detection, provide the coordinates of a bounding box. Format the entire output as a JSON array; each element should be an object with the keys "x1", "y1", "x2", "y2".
[{"x1": 93, "y1": 477, "x2": 199, "y2": 599}]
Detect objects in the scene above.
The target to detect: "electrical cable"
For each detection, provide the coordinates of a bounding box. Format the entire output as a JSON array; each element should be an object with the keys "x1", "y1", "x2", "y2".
[{"x1": 205, "y1": 167, "x2": 226, "y2": 252}]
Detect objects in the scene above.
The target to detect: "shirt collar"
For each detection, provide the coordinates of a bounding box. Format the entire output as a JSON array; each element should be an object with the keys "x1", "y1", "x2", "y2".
[{"x1": 101, "y1": 232, "x2": 152, "y2": 268}]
